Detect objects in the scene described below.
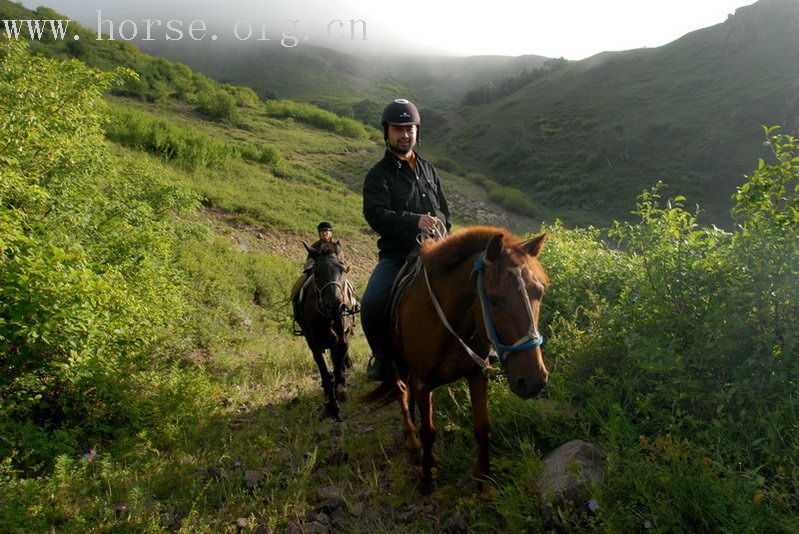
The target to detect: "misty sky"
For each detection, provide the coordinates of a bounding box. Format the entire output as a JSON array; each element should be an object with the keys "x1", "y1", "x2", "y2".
[{"x1": 21, "y1": 0, "x2": 753, "y2": 59}]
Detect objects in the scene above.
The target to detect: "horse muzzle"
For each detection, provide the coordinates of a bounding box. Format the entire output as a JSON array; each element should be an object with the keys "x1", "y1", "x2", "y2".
[{"x1": 509, "y1": 371, "x2": 548, "y2": 399}]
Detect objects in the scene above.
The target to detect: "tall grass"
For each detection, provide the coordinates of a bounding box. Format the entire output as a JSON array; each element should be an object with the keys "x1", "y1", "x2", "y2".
[
  {"x1": 263, "y1": 99, "x2": 376, "y2": 140},
  {"x1": 105, "y1": 106, "x2": 234, "y2": 171}
]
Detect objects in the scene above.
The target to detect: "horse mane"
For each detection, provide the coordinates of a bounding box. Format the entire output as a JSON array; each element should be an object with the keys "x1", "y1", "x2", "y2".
[
  {"x1": 316, "y1": 242, "x2": 339, "y2": 255},
  {"x1": 420, "y1": 226, "x2": 548, "y2": 283}
]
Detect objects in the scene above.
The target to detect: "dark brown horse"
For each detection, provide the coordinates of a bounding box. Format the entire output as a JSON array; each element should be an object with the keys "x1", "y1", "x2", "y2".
[
  {"x1": 295, "y1": 241, "x2": 355, "y2": 421},
  {"x1": 364, "y1": 226, "x2": 549, "y2": 491}
]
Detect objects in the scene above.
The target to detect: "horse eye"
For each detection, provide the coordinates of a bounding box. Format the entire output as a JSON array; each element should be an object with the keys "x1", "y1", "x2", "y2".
[
  {"x1": 488, "y1": 296, "x2": 503, "y2": 307},
  {"x1": 529, "y1": 282, "x2": 545, "y2": 298}
]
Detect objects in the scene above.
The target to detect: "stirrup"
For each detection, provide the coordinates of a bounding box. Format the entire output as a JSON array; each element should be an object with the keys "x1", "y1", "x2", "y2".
[
  {"x1": 366, "y1": 354, "x2": 387, "y2": 381},
  {"x1": 292, "y1": 320, "x2": 304, "y2": 336}
]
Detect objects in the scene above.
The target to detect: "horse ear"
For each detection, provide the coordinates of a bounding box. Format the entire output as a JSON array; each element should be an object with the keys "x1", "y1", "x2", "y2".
[
  {"x1": 485, "y1": 234, "x2": 504, "y2": 263},
  {"x1": 303, "y1": 242, "x2": 319, "y2": 258},
  {"x1": 334, "y1": 241, "x2": 342, "y2": 256},
  {"x1": 522, "y1": 232, "x2": 547, "y2": 257}
]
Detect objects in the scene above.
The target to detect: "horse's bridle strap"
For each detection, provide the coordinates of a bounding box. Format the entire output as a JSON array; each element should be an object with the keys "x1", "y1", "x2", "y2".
[{"x1": 422, "y1": 265, "x2": 493, "y2": 374}]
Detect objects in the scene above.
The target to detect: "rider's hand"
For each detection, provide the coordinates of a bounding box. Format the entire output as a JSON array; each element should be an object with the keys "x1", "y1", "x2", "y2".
[{"x1": 417, "y1": 214, "x2": 438, "y2": 233}]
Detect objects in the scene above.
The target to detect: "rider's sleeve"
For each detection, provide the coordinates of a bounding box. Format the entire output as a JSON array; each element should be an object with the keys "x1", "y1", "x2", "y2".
[
  {"x1": 434, "y1": 168, "x2": 452, "y2": 231},
  {"x1": 363, "y1": 169, "x2": 420, "y2": 236}
]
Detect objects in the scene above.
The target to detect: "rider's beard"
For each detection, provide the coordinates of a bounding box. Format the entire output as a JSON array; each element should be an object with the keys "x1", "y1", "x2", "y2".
[{"x1": 390, "y1": 137, "x2": 415, "y2": 155}]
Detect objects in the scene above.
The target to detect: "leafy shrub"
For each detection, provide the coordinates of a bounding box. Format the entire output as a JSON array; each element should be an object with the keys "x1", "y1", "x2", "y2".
[
  {"x1": 433, "y1": 156, "x2": 460, "y2": 173},
  {"x1": 0, "y1": 40, "x2": 201, "y2": 471},
  {"x1": 465, "y1": 171, "x2": 491, "y2": 188},
  {"x1": 239, "y1": 143, "x2": 284, "y2": 166},
  {"x1": 195, "y1": 88, "x2": 239, "y2": 121},
  {"x1": 225, "y1": 83, "x2": 260, "y2": 108},
  {"x1": 176, "y1": 235, "x2": 295, "y2": 347},
  {"x1": 534, "y1": 130, "x2": 798, "y2": 527},
  {"x1": 488, "y1": 183, "x2": 541, "y2": 217}
]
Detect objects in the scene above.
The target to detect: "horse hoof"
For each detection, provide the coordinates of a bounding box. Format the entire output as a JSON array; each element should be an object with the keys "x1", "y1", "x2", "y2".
[
  {"x1": 335, "y1": 384, "x2": 347, "y2": 402},
  {"x1": 417, "y1": 476, "x2": 434, "y2": 495},
  {"x1": 403, "y1": 433, "x2": 421, "y2": 452},
  {"x1": 477, "y1": 480, "x2": 494, "y2": 496},
  {"x1": 319, "y1": 404, "x2": 340, "y2": 421}
]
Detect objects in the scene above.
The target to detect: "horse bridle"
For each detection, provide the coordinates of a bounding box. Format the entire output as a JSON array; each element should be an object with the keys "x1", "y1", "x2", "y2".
[
  {"x1": 313, "y1": 273, "x2": 355, "y2": 319},
  {"x1": 473, "y1": 252, "x2": 544, "y2": 366},
  {"x1": 422, "y1": 251, "x2": 544, "y2": 375}
]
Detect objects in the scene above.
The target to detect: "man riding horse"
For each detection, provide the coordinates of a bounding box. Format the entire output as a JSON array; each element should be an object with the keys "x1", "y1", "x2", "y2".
[
  {"x1": 361, "y1": 99, "x2": 452, "y2": 381},
  {"x1": 291, "y1": 221, "x2": 359, "y2": 334}
]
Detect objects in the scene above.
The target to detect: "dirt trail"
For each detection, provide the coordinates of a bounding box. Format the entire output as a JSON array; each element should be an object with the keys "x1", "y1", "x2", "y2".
[{"x1": 197, "y1": 207, "x2": 515, "y2": 532}]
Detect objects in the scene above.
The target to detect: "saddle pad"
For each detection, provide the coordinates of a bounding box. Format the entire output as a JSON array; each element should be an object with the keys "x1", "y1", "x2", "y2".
[{"x1": 297, "y1": 273, "x2": 315, "y2": 304}]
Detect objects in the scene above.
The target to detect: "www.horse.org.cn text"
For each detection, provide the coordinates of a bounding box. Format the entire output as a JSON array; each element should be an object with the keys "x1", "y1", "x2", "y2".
[{"x1": 1, "y1": 12, "x2": 368, "y2": 48}]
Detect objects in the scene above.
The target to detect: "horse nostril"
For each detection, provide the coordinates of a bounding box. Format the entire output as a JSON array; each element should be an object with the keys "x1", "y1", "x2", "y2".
[{"x1": 516, "y1": 377, "x2": 527, "y2": 391}]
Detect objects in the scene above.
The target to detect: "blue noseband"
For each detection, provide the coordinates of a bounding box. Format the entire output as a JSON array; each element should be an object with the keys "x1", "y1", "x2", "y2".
[{"x1": 473, "y1": 253, "x2": 544, "y2": 366}]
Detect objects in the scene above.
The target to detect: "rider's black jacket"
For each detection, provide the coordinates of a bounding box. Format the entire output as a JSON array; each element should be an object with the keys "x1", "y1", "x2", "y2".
[{"x1": 363, "y1": 150, "x2": 451, "y2": 259}]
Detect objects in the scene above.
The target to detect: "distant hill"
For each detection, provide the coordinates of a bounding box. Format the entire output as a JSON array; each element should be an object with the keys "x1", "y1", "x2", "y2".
[
  {"x1": 137, "y1": 0, "x2": 799, "y2": 227},
  {"x1": 0, "y1": 0, "x2": 538, "y2": 231},
  {"x1": 426, "y1": 0, "x2": 799, "y2": 226},
  {"x1": 9, "y1": 0, "x2": 795, "y2": 228},
  {"x1": 136, "y1": 39, "x2": 548, "y2": 122}
]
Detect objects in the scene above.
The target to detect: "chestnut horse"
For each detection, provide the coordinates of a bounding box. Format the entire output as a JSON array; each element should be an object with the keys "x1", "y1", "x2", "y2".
[
  {"x1": 295, "y1": 241, "x2": 355, "y2": 421},
  {"x1": 363, "y1": 226, "x2": 549, "y2": 490}
]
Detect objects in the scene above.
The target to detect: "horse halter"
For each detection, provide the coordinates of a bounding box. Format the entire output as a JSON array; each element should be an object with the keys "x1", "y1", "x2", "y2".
[
  {"x1": 473, "y1": 252, "x2": 544, "y2": 367},
  {"x1": 312, "y1": 257, "x2": 355, "y2": 319},
  {"x1": 422, "y1": 251, "x2": 544, "y2": 376}
]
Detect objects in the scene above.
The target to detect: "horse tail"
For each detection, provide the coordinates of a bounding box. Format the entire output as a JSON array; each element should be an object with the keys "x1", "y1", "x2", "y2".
[
  {"x1": 358, "y1": 379, "x2": 396, "y2": 407},
  {"x1": 359, "y1": 357, "x2": 407, "y2": 407}
]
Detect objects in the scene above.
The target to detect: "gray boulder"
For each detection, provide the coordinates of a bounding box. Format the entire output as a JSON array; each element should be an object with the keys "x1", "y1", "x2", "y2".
[{"x1": 537, "y1": 439, "x2": 605, "y2": 518}]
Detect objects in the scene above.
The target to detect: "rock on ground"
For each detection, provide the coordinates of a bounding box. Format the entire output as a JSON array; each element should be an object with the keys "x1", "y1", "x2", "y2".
[{"x1": 537, "y1": 439, "x2": 605, "y2": 518}]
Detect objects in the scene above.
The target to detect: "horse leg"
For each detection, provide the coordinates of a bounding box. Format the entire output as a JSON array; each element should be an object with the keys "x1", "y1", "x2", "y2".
[
  {"x1": 311, "y1": 347, "x2": 339, "y2": 421},
  {"x1": 408, "y1": 374, "x2": 417, "y2": 425},
  {"x1": 395, "y1": 373, "x2": 422, "y2": 452},
  {"x1": 468, "y1": 372, "x2": 491, "y2": 492},
  {"x1": 416, "y1": 383, "x2": 436, "y2": 492},
  {"x1": 331, "y1": 342, "x2": 347, "y2": 402}
]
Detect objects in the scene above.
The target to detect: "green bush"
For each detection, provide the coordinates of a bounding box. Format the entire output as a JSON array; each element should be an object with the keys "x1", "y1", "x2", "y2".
[
  {"x1": 196, "y1": 88, "x2": 238, "y2": 121},
  {"x1": 239, "y1": 143, "x2": 285, "y2": 166},
  {"x1": 465, "y1": 171, "x2": 491, "y2": 188},
  {"x1": 0, "y1": 40, "x2": 201, "y2": 471},
  {"x1": 433, "y1": 156, "x2": 460, "y2": 173},
  {"x1": 487, "y1": 183, "x2": 540, "y2": 217},
  {"x1": 534, "y1": 131, "x2": 798, "y2": 527}
]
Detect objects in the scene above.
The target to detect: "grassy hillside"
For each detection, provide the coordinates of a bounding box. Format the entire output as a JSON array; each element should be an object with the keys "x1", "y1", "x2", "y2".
[
  {"x1": 26, "y1": 0, "x2": 799, "y2": 228},
  {"x1": 427, "y1": 0, "x2": 799, "y2": 226},
  {"x1": 134, "y1": 0, "x2": 799, "y2": 228}
]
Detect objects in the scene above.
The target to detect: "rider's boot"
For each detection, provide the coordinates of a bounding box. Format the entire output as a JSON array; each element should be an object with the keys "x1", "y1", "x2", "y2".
[{"x1": 366, "y1": 353, "x2": 389, "y2": 382}]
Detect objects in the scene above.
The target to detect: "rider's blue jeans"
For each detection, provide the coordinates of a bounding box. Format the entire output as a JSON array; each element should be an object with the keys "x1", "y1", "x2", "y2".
[{"x1": 361, "y1": 256, "x2": 405, "y2": 357}]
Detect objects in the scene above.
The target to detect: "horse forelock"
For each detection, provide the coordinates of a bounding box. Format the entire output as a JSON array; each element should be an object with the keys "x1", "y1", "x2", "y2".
[
  {"x1": 507, "y1": 247, "x2": 549, "y2": 287},
  {"x1": 316, "y1": 241, "x2": 339, "y2": 255},
  {"x1": 420, "y1": 226, "x2": 548, "y2": 284},
  {"x1": 421, "y1": 226, "x2": 512, "y2": 272}
]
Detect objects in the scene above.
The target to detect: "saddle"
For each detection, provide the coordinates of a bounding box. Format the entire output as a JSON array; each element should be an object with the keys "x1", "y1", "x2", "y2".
[{"x1": 386, "y1": 250, "x2": 422, "y2": 331}]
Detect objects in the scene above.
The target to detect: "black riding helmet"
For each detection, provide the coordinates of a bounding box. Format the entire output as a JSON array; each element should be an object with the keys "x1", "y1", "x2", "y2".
[
  {"x1": 317, "y1": 221, "x2": 332, "y2": 232},
  {"x1": 381, "y1": 98, "x2": 420, "y2": 142}
]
